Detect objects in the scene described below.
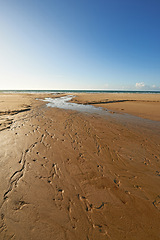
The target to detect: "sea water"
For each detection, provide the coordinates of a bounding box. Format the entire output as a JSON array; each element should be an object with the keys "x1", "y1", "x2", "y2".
[{"x1": 1, "y1": 90, "x2": 160, "y2": 94}]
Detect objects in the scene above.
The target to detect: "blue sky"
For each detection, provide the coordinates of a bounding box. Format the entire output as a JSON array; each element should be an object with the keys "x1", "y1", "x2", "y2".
[{"x1": 0, "y1": 0, "x2": 160, "y2": 90}]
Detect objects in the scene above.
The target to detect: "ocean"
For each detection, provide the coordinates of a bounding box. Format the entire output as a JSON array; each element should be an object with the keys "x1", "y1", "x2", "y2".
[{"x1": 0, "y1": 90, "x2": 160, "y2": 94}]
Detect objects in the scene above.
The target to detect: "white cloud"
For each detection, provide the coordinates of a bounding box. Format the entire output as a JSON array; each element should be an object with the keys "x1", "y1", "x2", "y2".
[
  {"x1": 135, "y1": 82, "x2": 145, "y2": 88},
  {"x1": 135, "y1": 82, "x2": 160, "y2": 91}
]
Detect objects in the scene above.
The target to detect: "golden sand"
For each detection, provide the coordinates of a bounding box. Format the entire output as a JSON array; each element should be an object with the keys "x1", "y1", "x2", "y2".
[
  {"x1": 70, "y1": 93, "x2": 160, "y2": 121},
  {"x1": 0, "y1": 93, "x2": 160, "y2": 240}
]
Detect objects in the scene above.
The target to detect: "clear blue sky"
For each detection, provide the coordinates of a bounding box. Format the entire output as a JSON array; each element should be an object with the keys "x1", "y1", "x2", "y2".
[{"x1": 0, "y1": 0, "x2": 160, "y2": 90}]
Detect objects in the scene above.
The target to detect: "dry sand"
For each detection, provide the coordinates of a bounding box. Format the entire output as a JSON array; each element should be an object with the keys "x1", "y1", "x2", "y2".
[
  {"x1": 0, "y1": 93, "x2": 160, "y2": 240},
  {"x1": 70, "y1": 93, "x2": 160, "y2": 121}
]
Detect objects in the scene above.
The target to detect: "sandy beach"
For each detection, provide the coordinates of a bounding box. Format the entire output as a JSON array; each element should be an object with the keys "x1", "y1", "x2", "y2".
[
  {"x1": 0, "y1": 93, "x2": 160, "y2": 240},
  {"x1": 70, "y1": 93, "x2": 160, "y2": 121}
]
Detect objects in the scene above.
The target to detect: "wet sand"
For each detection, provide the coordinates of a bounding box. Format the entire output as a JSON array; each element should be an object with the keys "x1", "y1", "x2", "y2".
[{"x1": 0, "y1": 93, "x2": 160, "y2": 240}]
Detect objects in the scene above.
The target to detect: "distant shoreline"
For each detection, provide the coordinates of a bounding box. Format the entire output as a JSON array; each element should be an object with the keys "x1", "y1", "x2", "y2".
[{"x1": 0, "y1": 90, "x2": 160, "y2": 94}]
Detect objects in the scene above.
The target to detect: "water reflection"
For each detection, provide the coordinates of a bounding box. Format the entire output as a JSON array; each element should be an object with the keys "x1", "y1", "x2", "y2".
[
  {"x1": 43, "y1": 95, "x2": 160, "y2": 134},
  {"x1": 44, "y1": 95, "x2": 106, "y2": 114}
]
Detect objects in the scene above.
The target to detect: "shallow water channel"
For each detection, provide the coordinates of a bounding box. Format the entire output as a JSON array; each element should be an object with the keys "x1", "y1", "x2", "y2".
[
  {"x1": 43, "y1": 95, "x2": 160, "y2": 134},
  {"x1": 44, "y1": 95, "x2": 107, "y2": 114}
]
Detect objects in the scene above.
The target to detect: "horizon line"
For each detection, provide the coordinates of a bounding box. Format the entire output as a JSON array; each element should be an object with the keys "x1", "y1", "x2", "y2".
[{"x1": 1, "y1": 89, "x2": 160, "y2": 92}]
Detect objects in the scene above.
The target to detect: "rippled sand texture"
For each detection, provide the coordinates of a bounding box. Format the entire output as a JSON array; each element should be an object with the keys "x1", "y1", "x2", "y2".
[{"x1": 0, "y1": 93, "x2": 160, "y2": 240}]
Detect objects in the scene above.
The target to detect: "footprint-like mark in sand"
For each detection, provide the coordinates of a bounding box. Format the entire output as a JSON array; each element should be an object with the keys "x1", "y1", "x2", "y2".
[
  {"x1": 78, "y1": 194, "x2": 93, "y2": 212},
  {"x1": 156, "y1": 171, "x2": 160, "y2": 176},
  {"x1": 143, "y1": 158, "x2": 151, "y2": 165},
  {"x1": 52, "y1": 186, "x2": 65, "y2": 210},
  {"x1": 13, "y1": 200, "x2": 29, "y2": 210},
  {"x1": 77, "y1": 194, "x2": 109, "y2": 237},
  {"x1": 153, "y1": 195, "x2": 160, "y2": 210},
  {"x1": 97, "y1": 164, "x2": 104, "y2": 176},
  {"x1": 67, "y1": 199, "x2": 78, "y2": 230},
  {"x1": 46, "y1": 163, "x2": 62, "y2": 186},
  {"x1": 114, "y1": 178, "x2": 121, "y2": 187}
]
